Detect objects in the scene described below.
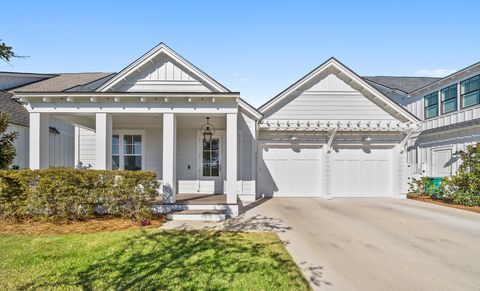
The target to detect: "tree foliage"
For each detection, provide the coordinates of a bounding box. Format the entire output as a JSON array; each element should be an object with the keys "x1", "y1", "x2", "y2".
[
  {"x1": 442, "y1": 143, "x2": 480, "y2": 206},
  {"x1": 0, "y1": 40, "x2": 15, "y2": 62},
  {"x1": 0, "y1": 113, "x2": 17, "y2": 169}
]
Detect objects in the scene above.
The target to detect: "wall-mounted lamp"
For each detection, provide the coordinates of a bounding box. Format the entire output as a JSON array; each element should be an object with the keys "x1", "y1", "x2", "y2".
[
  {"x1": 290, "y1": 136, "x2": 299, "y2": 141},
  {"x1": 362, "y1": 136, "x2": 372, "y2": 143},
  {"x1": 452, "y1": 150, "x2": 463, "y2": 157}
]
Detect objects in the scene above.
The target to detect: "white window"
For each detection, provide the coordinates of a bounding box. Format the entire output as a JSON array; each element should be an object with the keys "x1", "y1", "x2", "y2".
[
  {"x1": 202, "y1": 138, "x2": 220, "y2": 177},
  {"x1": 111, "y1": 131, "x2": 145, "y2": 171}
]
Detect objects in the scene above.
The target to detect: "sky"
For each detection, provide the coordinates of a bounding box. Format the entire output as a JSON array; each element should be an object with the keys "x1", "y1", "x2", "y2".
[{"x1": 1, "y1": 0, "x2": 479, "y2": 107}]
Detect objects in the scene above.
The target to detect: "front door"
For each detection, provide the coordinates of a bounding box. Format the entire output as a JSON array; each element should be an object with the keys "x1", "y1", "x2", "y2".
[
  {"x1": 199, "y1": 136, "x2": 224, "y2": 194},
  {"x1": 433, "y1": 149, "x2": 452, "y2": 177}
]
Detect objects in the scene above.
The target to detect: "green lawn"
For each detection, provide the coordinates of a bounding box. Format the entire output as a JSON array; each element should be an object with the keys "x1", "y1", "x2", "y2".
[{"x1": 0, "y1": 229, "x2": 309, "y2": 290}]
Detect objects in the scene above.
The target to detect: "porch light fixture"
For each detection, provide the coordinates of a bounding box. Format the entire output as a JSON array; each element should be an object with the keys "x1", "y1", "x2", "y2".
[
  {"x1": 290, "y1": 135, "x2": 299, "y2": 141},
  {"x1": 201, "y1": 117, "x2": 215, "y2": 142},
  {"x1": 452, "y1": 150, "x2": 463, "y2": 157},
  {"x1": 362, "y1": 136, "x2": 372, "y2": 142}
]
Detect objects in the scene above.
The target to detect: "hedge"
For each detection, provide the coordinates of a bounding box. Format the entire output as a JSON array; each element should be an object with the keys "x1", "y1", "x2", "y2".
[{"x1": 0, "y1": 168, "x2": 160, "y2": 222}]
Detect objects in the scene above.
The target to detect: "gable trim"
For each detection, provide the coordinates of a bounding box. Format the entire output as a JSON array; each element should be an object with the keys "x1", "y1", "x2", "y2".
[
  {"x1": 408, "y1": 61, "x2": 480, "y2": 96},
  {"x1": 96, "y1": 43, "x2": 230, "y2": 93},
  {"x1": 239, "y1": 98, "x2": 262, "y2": 120},
  {"x1": 259, "y1": 57, "x2": 419, "y2": 123}
]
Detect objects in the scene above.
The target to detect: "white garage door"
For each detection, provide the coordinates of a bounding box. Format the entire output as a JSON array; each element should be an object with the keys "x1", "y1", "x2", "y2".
[
  {"x1": 331, "y1": 148, "x2": 393, "y2": 197},
  {"x1": 259, "y1": 146, "x2": 323, "y2": 197}
]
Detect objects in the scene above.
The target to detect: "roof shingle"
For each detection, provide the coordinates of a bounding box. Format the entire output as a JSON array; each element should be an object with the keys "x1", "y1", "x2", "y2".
[
  {"x1": 363, "y1": 76, "x2": 441, "y2": 94},
  {"x1": 12, "y1": 72, "x2": 114, "y2": 92},
  {"x1": 0, "y1": 91, "x2": 29, "y2": 127}
]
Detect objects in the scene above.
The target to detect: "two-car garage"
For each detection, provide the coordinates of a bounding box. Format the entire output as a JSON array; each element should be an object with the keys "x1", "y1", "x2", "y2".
[{"x1": 258, "y1": 145, "x2": 395, "y2": 198}]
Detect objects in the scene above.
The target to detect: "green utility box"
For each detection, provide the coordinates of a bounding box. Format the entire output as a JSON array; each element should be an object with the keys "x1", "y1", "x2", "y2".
[{"x1": 424, "y1": 177, "x2": 444, "y2": 198}]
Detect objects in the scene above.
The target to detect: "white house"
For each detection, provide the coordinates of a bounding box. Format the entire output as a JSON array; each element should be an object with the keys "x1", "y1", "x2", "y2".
[
  {"x1": 9, "y1": 42, "x2": 479, "y2": 218},
  {"x1": 363, "y1": 63, "x2": 480, "y2": 178},
  {"x1": 0, "y1": 72, "x2": 77, "y2": 168}
]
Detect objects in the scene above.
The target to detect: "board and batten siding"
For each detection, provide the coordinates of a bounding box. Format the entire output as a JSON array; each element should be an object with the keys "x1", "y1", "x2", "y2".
[
  {"x1": 402, "y1": 69, "x2": 480, "y2": 177},
  {"x1": 114, "y1": 54, "x2": 212, "y2": 92},
  {"x1": 77, "y1": 127, "x2": 164, "y2": 177},
  {"x1": 266, "y1": 73, "x2": 396, "y2": 121},
  {"x1": 8, "y1": 119, "x2": 74, "y2": 169},
  {"x1": 77, "y1": 127, "x2": 96, "y2": 168}
]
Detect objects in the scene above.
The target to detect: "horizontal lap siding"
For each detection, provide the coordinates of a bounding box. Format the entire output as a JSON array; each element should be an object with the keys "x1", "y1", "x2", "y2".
[{"x1": 267, "y1": 74, "x2": 395, "y2": 121}]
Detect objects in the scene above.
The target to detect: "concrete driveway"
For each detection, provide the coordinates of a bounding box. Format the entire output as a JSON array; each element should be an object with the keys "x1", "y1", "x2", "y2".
[{"x1": 162, "y1": 198, "x2": 480, "y2": 290}]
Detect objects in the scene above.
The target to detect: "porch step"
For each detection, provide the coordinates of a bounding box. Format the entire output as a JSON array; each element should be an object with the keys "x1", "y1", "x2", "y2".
[{"x1": 167, "y1": 209, "x2": 226, "y2": 222}]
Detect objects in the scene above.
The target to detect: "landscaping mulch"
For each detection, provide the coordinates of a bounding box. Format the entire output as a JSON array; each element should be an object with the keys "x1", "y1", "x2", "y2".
[
  {"x1": 0, "y1": 217, "x2": 165, "y2": 236},
  {"x1": 408, "y1": 194, "x2": 480, "y2": 214}
]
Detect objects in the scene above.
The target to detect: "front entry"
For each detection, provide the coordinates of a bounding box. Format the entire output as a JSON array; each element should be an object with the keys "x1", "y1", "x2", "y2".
[{"x1": 198, "y1": 134, "x2": 225, "y2": 194}]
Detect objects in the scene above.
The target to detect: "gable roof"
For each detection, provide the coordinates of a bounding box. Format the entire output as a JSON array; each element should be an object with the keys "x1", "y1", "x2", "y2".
[
  {"x1": 259, "y1": 57, "x2": 419, "y2": 123},
  {"x1": 239, "y1": 98, "x2": 262, "y2": 120},
  {"x1": 363, "y1": 76, "x2": 441, "y2": 94},
  {"x1": 408, "y1": 61, "x2": 480, "y2": 96},
  {"x1": 96, "y1": 43, "x2": 230, "y2": 93},
  {"x1": 12, "y1": 72, "x2": 114, "y2": 92}
]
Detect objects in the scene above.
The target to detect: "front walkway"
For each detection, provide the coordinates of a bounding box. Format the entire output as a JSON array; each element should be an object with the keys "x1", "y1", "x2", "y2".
[{"x1": 161, "y1": 198, "x2": 480, "y2": 291}]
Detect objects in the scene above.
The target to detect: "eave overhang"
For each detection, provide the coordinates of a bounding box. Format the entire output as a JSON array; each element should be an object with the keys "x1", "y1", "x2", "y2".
[{"x1": 12, "y1": 91, "x2": 240, "y2": 104}]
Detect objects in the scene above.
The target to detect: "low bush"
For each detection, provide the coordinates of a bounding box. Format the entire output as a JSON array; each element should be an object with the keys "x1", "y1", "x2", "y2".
[
  {"x1": 408, "y1": 177, "x2": 429, "y2": 195},
  {"x1": 0, "y1": 168, "x2": 160, "y2": 222}
]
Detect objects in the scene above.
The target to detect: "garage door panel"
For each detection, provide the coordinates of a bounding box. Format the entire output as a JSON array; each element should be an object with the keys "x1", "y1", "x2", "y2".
[
  {"x1": 259, "y1": 146, "x2": 323, "y2": 197},
  {"x1": 331, "y1": 149, "x2": 393, "y2": 197}
]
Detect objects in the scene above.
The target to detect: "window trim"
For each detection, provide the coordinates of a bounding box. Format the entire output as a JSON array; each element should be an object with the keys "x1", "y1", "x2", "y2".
[
  {"x1": 201, "y1": 137, "x2": 221, "y2": 177},
  {"x1": 112, "y1": 130, "x2": 146, "y2": 171},
  {"x1": 460, "y1": 74, "x2": 480, "y2": 109},
  {"x1": 424, "y1": 91, "x2": 439, "y2": 119},
  {"x1": 440, "y1": 84, "x2": 458, "y2": 114}
]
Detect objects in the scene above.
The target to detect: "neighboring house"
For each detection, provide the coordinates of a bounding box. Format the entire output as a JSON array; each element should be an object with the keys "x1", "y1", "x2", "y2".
[
  {"x1": 9, "y1": 42, "x2": 479, "y2": 210},
  {"x1": 364, "y1": 63, "x2": 480, "y2": 178},
  {"x1": 0, "y1": 72, "x2": 77, "y2": 168}
]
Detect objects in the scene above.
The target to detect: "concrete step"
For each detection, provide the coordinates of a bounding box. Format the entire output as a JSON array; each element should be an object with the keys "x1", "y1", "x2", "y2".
[{"x1": 167, "y1": 209, "x2": 226, "y2": 222}]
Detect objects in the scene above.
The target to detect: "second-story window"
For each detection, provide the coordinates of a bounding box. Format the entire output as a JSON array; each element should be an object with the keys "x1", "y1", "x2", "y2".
[
  {"x1": 424, "y1": 91, "x2": 439, "y2": 119},
  {"x1": 441, "y1": 84, "x2": 457, "y2": 114},
  {"x1": 461, "y1": 75, "x2": 480, "y2": 108}
]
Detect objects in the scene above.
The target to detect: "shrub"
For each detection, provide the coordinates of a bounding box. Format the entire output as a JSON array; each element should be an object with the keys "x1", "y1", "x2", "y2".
[
  {"x1": 408, "y1": 177, "x2": 429, "y2": 195},
  {"x1": 0, "y1": 168, "x2": 160, "y2": 222},
  {"x1": 442, "y1": 143, "x2": 480, "y2": 206}
]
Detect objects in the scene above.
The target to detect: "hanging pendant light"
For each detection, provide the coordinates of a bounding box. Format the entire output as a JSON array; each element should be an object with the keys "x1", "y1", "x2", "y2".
[{"x1": 201, "y1": 117, "x2": 215, "y2": 142}]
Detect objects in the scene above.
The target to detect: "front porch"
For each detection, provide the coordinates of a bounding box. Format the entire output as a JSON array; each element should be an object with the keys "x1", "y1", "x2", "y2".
[
  {"x1": 21, "y1": 93, "x2": 242, "y2": 206},
  {"x1": 172, "y1": 194, "x2": 228, "y2": 205},
  {"x1": 155, "y1": 194, "x2": 240, "y2": 221}
]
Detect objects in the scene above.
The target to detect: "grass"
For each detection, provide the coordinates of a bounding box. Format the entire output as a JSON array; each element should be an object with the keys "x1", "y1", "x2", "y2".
[{"x1": 0, "y1": 228, "x2": 309, "y2": 290}]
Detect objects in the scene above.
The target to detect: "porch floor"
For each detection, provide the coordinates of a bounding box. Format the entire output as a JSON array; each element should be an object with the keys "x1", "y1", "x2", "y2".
[{"x1": 174, "y1": 194, "x2": 227, "y2": 205}]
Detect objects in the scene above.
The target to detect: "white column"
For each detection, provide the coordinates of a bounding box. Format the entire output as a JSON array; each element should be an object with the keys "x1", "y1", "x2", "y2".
[
  {"x1": 226, "y1": 113, "x2": 238, "y2": 204},
  {"x1": 74, "y1": 126, "x2": 80, "y2": 167},
  {"x1": 29, "y1": 112, "x2": 50, "y2": 169},
  {"x1": 162, "y1": 113, "x2": 177, "y2": 203},
  {"x1": 95, "y1": 113, "x2": 112, "y2": 170}
]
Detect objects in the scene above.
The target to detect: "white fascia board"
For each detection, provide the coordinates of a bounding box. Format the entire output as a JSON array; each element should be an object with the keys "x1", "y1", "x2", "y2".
[
  {"x1": 96, "y1": 43, "x2": 229, "y2": 93},
  {"x1": 259, "y1": 58, "x2": 419, "y2": 124},
  {"x1": 409, "y1": 61, "x2": 480, "y2": 96},
  {"x1": 13, "y1": 92, "x2": 239, "y2": 100},
  {"x1": 24, "y1": 104, "x2": 238, "y2": 114},
  {"x1": 238, "y1": 98, "x2": 262, "y2": 120}
]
